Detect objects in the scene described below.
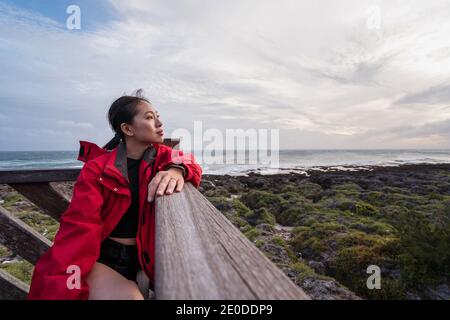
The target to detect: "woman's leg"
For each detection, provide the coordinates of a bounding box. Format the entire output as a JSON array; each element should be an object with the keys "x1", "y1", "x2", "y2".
[{"x1": 86, "y1": 262, "x2": 144, "y2": 300}]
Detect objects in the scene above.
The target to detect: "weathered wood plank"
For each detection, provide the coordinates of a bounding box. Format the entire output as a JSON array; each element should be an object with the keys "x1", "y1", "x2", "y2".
[
  {"x1": 0, "y1": 269, "x2": 29, "y2": 300},
  {"x1": 155, "y1": 183, "x2": 310, "y2": 300},
  {"x1": 0, "y1": 205, "x2": 52, "y2": 265},
  {"x1": 9, "y1": 182, "x2": 70, "y2": 221},
  {"x1": 163, "y1": 138, "x2": 180, "y2": 149},
  {"x1": 0, "y1": 168, "x2": 81, "y2": 184}
]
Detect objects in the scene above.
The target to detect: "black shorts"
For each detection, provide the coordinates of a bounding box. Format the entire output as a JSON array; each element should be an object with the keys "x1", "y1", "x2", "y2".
[{"x1": 97, "y1": 237, "x2": 142, "y2": 283}]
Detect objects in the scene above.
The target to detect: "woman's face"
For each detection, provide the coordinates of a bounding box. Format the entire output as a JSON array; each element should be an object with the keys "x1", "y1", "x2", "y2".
[{"x1": 125, "y1": 100, "x2": 164, "y2": 144}]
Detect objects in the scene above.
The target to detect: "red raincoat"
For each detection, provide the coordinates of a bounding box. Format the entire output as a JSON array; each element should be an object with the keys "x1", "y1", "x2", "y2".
[{"x1": 27, "y1": 140, "x2": 202, "y2": 300}]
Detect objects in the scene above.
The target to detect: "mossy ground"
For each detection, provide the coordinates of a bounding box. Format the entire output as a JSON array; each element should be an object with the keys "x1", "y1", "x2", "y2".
[
  {"x1": 204, "y1": 165, "x2": 450, "y2": 299},
  {"x1": 0, "y1": 186, "x2": 60, "y2": 285}
]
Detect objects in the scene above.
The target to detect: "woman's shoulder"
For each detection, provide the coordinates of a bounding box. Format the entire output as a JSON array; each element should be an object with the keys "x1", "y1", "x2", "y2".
[
  {"x1": 78, "y1": 140, "x2": 109, "y2": 162},
  {"x1": 80, "y1": 153, "x2": 111, "y2": 177}
]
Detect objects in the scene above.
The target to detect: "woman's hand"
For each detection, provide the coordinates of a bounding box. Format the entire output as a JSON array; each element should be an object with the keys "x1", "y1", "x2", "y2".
[{"x1": 147, "y1": 167, "x2": 185, "y2": 202}]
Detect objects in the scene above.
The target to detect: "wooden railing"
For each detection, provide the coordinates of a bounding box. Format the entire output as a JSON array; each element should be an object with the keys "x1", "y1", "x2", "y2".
[
  {"x1": 155, "y1": 184, "x2": 309, "y2": 299},
  {"x1": 0, "y1": 168, "x2": 77, "y2": 299},
  {"x1": 0, "y1": 139, "x2": 309, "y2": 300}
]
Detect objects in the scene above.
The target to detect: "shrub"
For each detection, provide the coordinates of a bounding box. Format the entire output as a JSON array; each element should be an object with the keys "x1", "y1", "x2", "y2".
[{"x1": 355, "y1": 201, "x2": 379, "y2": 216}]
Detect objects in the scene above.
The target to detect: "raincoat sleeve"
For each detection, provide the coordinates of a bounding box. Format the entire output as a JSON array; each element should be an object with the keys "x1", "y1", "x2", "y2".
[
  {"x1": 158, "y1": 146, "x2": 203, "y2": 188},
  {"x1": 27, "y1": 160, "x2": 104, "y2": 300}
]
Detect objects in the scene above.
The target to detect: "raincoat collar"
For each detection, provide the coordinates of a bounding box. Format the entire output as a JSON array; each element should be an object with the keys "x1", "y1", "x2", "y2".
[
  {"x1": 112, "y1": 139, "x2": 157, "y2": 182},
  {"x1": 78, "y1": 139, "x2": 158, "y2": 184}
]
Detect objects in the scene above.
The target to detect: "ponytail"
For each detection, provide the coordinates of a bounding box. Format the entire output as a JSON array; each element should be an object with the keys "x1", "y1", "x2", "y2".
[{"x1": 102, "y1": 132, "x2": 123, "y2": 150}]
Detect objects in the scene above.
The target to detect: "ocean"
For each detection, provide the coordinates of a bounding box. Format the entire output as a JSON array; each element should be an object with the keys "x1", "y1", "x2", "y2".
[{"x1": 1, "y1": 149, "x2": 450, "y2": 176}]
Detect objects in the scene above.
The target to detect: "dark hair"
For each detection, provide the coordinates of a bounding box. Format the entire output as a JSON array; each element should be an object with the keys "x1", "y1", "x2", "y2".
[{"x1": 102, "y1": 89, "x2": 150, "y2": 150}]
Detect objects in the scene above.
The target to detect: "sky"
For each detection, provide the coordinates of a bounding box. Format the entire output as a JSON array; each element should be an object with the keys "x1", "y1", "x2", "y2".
[{"x1": 1, "y1": 0, "x2": 450, "y2": 151}]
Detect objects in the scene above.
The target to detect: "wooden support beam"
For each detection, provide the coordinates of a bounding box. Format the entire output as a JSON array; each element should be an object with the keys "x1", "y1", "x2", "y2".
[
  {"x1": 163, "y1": 138, "x2": 180, "y2": 149},
  {"x1": 9, "y1": 182, "x2": 70, "y2": 221},
  {"x1": 0, "y1": 168, "x2": 81, "y2": 184},
  {"x1": 0, "y1": 269, "x2": 29, "y2": 300},
  {"x1": 0, "y1": 205, "x2": 52, "y2": 265}
]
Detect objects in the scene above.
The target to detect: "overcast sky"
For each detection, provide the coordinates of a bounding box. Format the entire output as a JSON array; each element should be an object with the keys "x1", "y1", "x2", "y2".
[{"x1": 1, "y1": 0, "x2": 450, "y2": 151}]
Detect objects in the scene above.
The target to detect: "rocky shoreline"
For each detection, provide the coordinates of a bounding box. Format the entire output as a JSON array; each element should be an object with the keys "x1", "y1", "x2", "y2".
[
  {"x1": 1, "y1": 163, "x2": 450, "y2": 299},
  {"x1": 199, "y1": 163, "x2": 450, "y2": 299}
]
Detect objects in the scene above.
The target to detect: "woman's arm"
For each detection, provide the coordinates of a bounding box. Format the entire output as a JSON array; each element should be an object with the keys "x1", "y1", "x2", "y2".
[{"x1": 147, "y1": 145, "x2": 203, "y2": 202}]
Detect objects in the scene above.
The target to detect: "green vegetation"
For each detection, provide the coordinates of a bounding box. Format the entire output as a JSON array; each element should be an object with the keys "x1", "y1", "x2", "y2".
[
  {"x1": 206, "y1": 168, "x2": 450, "y2": 299},
  {"x1": 0, "y1": 260, "x2": 34, "y2": 284},
  {"x1": 291, "y1": 261, "x2": 333, "y2": 283},
  {"x1": 0, "y1": 190, "x2": 59, "y2": 284}
]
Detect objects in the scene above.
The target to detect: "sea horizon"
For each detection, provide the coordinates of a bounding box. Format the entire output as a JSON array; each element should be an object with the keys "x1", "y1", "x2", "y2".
[{"x1": 1, "y1": 148, "x2": 450, "y2": 176}]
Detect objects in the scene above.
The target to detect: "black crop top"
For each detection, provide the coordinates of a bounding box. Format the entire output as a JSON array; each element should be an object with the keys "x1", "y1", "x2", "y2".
[{"x1": 109, "y1": 157, "x2": 142, "y2": 238}]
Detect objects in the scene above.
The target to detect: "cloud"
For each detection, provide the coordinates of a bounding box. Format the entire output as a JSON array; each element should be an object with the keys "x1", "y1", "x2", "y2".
[
  {"x1": 373, "y1": 117, "x2": 450, "y2": 139},
  {"x1": 57, "y1": 120, "x2": 94, "y2": 129},
  {"x1": 0, "y1": 113, "x2": 9, "y2": 121},
  {"x1": 1, "y1": 0, "x2": 450, "y2": 150},
  {"x1": 395, "y1": 83, "x2": 450, "y2": 105}
]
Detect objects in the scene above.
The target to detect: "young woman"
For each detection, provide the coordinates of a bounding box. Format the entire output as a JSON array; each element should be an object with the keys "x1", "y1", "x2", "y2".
[{"x1": 27, "y1": 90, "x2": 202, "y2": 300}]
